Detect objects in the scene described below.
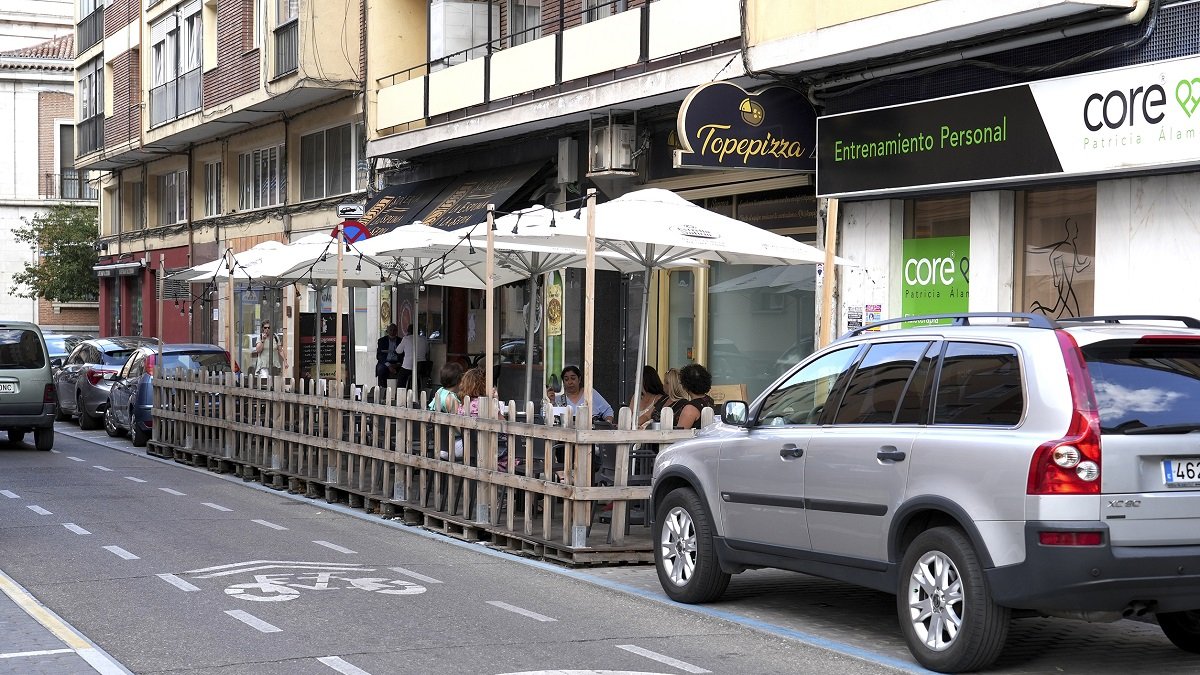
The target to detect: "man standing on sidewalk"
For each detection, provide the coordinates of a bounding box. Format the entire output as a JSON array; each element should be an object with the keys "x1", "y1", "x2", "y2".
[{"x1": 394, "y1": 323, "x2": 427, "y2": 392}]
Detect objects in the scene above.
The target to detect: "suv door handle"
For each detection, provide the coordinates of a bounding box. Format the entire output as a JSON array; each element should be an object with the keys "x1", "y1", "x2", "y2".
[
  {"x1": 877, "y1": 447, "x2": 907, "y2": 462},
  {"x1": 780, "y1": 444, "x2": 804, "y2": 459}
]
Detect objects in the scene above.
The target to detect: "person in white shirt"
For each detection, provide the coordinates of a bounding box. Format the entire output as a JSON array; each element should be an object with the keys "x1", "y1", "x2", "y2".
[{"x1": 394, "y1": 323, "x2": 428, "y2": 390}]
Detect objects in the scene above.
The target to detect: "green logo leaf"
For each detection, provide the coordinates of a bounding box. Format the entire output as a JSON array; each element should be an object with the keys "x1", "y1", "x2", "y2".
[{"x1": 1176, "y1": 78, "x2": 1200, "y2": 118}]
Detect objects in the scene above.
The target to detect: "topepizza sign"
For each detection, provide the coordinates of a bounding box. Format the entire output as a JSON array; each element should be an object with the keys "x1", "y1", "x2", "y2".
[
  {"x1": 818, "y1": 53, "x2": 1200, "y2": 197},
  {"x1": 674, "y1": 82, "x2": 816, "y2": 171}
]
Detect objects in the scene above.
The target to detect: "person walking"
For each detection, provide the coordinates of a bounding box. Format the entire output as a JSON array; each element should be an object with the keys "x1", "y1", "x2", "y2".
[
  {"x1": 252, "y1": 320, "x2": 285, "y2": 380},
  {"x1": 375, "y1": 323, "x2": 401, "y2": 391}
]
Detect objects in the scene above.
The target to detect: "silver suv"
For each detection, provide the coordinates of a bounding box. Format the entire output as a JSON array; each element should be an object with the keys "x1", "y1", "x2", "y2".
[{"x1": 651, "y1": 313, "x2": 1200, "y2": 673}]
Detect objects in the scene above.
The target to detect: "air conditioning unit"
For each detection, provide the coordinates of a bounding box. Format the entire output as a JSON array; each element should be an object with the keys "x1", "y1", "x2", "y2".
[{"x1": 590, "y1": 124, "x2": 636, "y2": 172}]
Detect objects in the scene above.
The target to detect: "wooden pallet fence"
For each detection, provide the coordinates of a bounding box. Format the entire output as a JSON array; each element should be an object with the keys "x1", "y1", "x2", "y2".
[{"x1": 150, "y1": 371, "x2": 701, "y2": 564}]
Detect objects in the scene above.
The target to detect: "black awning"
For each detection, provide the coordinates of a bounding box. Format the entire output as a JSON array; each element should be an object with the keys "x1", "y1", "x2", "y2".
[
  {"x1": 412, "y1": 161, "x2": 548, "y2": 231},
  {"x1": 362, "y1": 176, "x2": 454, "y2": 235}
]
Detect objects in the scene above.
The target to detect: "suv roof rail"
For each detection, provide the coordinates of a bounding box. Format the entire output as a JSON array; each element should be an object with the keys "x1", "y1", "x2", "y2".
[
  {"x1": 1057, "y1": 315, "x2": 1200, "y2": 329},
  {"x1": 842, "y1": 312, "x2": 1058, "y2": 338}
]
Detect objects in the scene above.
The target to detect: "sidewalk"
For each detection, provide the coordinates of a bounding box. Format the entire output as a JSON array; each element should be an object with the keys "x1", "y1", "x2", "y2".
[{"x1": 0, "y1": 569, "x2": 129, "y2": 675}]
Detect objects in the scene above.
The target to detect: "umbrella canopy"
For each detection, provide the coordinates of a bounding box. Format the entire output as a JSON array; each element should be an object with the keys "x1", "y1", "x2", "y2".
[
  {"x1": 242, "y1": 233, "x2": 397, "y2": 288},
  {"x1": 168, "y1": 240, "x2": 287, "y2": 283}
]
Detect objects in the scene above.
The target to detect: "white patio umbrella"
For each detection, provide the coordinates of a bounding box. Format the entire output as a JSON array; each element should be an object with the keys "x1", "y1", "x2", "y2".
[
  {"x1": 495, "y1": 188, "x2": 853, "y2": 415},
  {"x1": 167, "y1": 239, "x2": 287, "y2": 283}
]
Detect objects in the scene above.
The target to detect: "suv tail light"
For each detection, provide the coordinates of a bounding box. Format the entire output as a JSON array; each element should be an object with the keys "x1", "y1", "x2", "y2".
[
  {"x1": 1028, "y1": 330, "x2": 1102, "y2": 495},
  {"x1": 43, "y1": 383, "x2": 57, "y2": 404},
  {"x1": 86, "y1": 368, "x2": 115, "y2": 386}
]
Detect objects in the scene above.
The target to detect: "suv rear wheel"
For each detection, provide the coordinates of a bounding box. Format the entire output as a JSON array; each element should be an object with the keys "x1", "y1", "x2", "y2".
[
  {"x1": 898, "y1": 527, "x2": 1009, "y2": 673},
  {"x1": 1157, "y1": 610, "x2": 1200, "y2": 653},
  {"x1": 34, "y1": 427, "x2": 53, "y2": 451},
  {"x1": 654, "y1": 487, "x2": 729, "y2": 603}
]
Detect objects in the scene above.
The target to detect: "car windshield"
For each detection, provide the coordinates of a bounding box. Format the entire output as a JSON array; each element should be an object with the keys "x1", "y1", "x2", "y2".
[
  {"x1": 0, "y1": 329, "x2": 45, "y2": 369},
  {"x1": 161, "y1": 352, "x2": 230, "y2": 374},
  {"x1": 1084, "y1": 340, "x2": 1200, "y2": 434},
  {"x1": 102, "y1": 348, "x2": 137, "y2": 365}
]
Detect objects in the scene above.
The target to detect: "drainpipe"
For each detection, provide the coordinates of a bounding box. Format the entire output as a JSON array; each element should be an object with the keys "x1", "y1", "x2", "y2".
[{"x1": 812, "y1": 0, "x2": 1152, "y2": 92}]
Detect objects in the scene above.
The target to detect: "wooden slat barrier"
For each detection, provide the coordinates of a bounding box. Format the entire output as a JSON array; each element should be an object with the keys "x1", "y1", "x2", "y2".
[{"x1": 150, "y1": 371, "x2": 706, "y2": 565}]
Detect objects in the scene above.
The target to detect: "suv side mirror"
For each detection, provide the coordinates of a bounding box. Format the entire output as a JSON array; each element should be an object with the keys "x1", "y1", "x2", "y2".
[{"x1": 722, "y1": 401, "x2": 750, "y2": 427}]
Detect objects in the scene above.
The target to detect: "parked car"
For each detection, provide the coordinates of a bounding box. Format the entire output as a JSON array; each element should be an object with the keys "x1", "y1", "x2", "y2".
[
  {"x1": 105, "y1": 344, "x2": 232, "y2": 447},
  {"x1": 54, "y1": 336, "x2": 159, "y2": 429},
  {"x1": 0, "y1": 321, "x2": 57, "y2": 450},
  {"x1": 651, "y1": 313, "x2": 1200, "y2": 672},
  {"x1": 43, "y1": 333, "x2": 89, "y2": 371}
]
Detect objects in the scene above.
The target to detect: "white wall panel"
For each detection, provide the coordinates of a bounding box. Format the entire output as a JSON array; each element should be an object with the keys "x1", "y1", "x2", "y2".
[
  {"x1": 377, "y1": 77, "x2": 427, "y2": 129},
  {"x1": 428, "y1": 58, "x2": 485, "y2": 117},
  {"x1": 561, "y1": 10, "x2": 640, "y2": 83},
  {"x1": 490, "y1": 36, "x2": 555, "y2": 101},
  {"x1": 649, "y1": 0, "x2": 739, "y2": 60}
]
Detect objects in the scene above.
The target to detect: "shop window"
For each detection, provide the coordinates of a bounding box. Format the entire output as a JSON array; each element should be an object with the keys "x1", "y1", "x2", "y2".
[
  {"x1": 1018, "y1": 185, "x2": 1096, "y2": 319},
  {"x1": 902, "y1": 195, "x2": 971, "y2": 323}
]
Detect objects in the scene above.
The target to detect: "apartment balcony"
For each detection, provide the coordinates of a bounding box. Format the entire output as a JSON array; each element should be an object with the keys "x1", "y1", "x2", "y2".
[
  {"x1": 372, "y1": 0, "x2": 741, "y2": 159},
  {"x1": 76, "y1": 6, "x2": 103, "y2": 54},
  {"x1": 149, "y1": 68, "x2": 203, "y2": 128},
  {"x1": 77, "y1": 115, "x2": 104, "y2": 156},
  {"x1": 42, "y1": 171, "x2": 99, "y2": 201}
]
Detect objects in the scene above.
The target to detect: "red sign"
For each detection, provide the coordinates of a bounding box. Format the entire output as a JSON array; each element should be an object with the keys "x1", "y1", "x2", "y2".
[{"x1": 331, "y1": 219, "x2": 370, "y2": 243}]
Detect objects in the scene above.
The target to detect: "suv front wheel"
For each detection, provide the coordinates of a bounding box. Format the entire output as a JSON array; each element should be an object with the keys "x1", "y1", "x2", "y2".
[
  {"x1": 653, "y1": 487, "x2": 729, "y2": 604},
  {"x1": 898, "y1": 527, "x2": 1009, "y2": 673}
]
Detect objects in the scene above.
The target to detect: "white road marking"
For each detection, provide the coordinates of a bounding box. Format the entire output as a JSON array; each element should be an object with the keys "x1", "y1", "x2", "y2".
[
  {"x1": 61, "y1": 523, "x2": 91, "y2": 535},
  {"x1": 124, "y1": 476, "x2": 147, "y2": 483},
  {"x1": 486, "y1": 601, "x2": 557, "y2": 622},
  {"x1": 0, "y1": 490, "x2": 18, "y2": 499},
  {"x1": 0, "y1": 648, "x2": 75, "y2": 659},
  {"x1": 158, "y1": 488, "x2": 186, "y2": 496},
  {"x1": 224, "y1": 609, "x2": 282, "y2": 633},
  {"x1": 156, "y1": 573, "x2": 201, "y2": 592},
  {"x1": 187, "y1": 562, "x2": 367, "y2": 578},
  {"x1": 103, "y1": 546, "x2": 139, "y2": 560},
  {"x1": 388, "y1": 567, "x2": 443, "y2": 584},
  {"x1": 27, "y1": 505, "x2": 52, "y2": 515},
  {"x1": 67, "y1": 456, "x2": 85, "y2": 462},
  {"x1": 313, "y1": 540, "x2": 356, "y2": 554},
  {"x1": 49, "y1": 449, "x2": 61, "y2": 453},
  {"x1": 93, "y1": 465, "x2": 113, "y2": 471},
  {"x1": 252, "y1": 519, "x2": 287, "y2": 530},
  {"x1": 317, "y1": 656, "x2": 373, "y2": 675},
  {"x1": 617, "y1": 645, "x2": 710, "y2": 673},
  {"x1": 201, "y1": 502, "x2": 232, "y2": 512}
]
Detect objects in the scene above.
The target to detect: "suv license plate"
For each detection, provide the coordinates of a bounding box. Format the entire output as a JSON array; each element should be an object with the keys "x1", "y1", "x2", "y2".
[
  {"x1": 1163, "y1": 459, "x2": 1200, "y2": 488},
  {"x1": 0, "y1": 383, "x2": 15, "y2": 394}
]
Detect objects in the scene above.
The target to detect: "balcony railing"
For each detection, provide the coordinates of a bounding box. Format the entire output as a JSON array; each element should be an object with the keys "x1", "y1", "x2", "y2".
[
  {"x1": 77, "y1": 115, "x2": 104, "y2": 155},
  {"x1": 274, "y1": 20, "x2": 299, "y2": 78},
  {"x1": 43, "y1": 171, "x2": 98, "y2": 200},
  {"x1": 149, "y1": 68, "x2": 202, "y2": 127},
  {"x1": 77, "y1": 6, "x2": 104, "y2": 53}
]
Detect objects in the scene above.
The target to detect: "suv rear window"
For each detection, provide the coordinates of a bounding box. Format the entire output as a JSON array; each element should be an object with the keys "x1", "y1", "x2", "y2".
[
  {"x1": 1084, "y1": 340, "x2": 1200, "y2": 434},
  {"x1": 0, "y1": 329, "x2": 45, "y2": 369}
]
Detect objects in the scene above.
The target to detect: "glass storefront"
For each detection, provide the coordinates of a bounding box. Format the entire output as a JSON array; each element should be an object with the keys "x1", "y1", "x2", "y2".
[{"x1": 1018, "y1": 185, "x2": 1096, "y2": 319}]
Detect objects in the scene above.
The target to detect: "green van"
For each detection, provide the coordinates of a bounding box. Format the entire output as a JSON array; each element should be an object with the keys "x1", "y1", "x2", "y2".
[{"x1": 0, "y1": 321, "x2": 57, "y2": 450}]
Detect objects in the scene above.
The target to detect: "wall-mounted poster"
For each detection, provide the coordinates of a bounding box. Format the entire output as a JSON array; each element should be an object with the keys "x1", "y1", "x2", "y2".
[{"x1": 902, "y1": 236, "x2": 970, "y2": 325}]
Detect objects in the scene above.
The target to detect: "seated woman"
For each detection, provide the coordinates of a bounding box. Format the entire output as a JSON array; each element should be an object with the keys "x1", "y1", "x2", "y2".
[
  {"x1": 455, "y1": 366, "x2": 514, "y2": 471},
  {"x1": 546, "y1": 365, "x2": 614, "y2": 424},
  {"x1": 429, "y1": 362, "x2": 464, "y2": 459},
  {"x1": 674, "y1": 363, "x2": 715, "y2": 430},
  {"x1": 629, "y1": 365, "x2": 669, "y2": 428}
]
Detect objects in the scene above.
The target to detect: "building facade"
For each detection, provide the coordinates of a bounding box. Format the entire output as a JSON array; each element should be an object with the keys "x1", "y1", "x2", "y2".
[
  {"x1": 75, "y1": 0, "x2": 368, "y2": 373},
  {"x1": 2, "y1": 4, "x2": 100, "y2": 332}
]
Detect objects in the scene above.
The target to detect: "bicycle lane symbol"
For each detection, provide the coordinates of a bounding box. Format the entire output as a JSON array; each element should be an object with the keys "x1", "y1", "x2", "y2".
[{"x1": 181, "y1": 561, "x2": 428, "y2": 602}]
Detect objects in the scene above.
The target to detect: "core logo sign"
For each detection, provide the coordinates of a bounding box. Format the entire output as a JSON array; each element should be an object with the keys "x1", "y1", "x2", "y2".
[
  {"x1": 1082, "y1": 84, "x2": 1166, "y2": 132},
  {"x1": 1177, "y1": 78, "x2": 1200, "y2": 118}
]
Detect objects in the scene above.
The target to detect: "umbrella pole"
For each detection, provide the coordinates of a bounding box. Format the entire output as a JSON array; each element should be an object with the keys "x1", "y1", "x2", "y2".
[
  {"x1": 820, "y1": 198, "x2": 840, "y2": 348},
  {"x1": 315, "y1": 284, "x2": 322, "y2": 393},
  {"x1": 632, "y1": 262, "x2": 651, "y2": 429},
  {"x1": 335, "y1": 224, "x2": 345, "y2": 392},
  {"x1": 523, "y1": 270, "x2": 538, "y2": 407},
  {"x1": 226, "y1": 250, "x2": 235, "y2": 376},
  {"x1": 485, "y1": 205, "x2": 496, "y2": 402},
  {"x1": 412, "y1": 259, "x2": 421, "y2": 402},
  {"x1": 583, "y1": 189, "x2": 596, "y2": 425}
]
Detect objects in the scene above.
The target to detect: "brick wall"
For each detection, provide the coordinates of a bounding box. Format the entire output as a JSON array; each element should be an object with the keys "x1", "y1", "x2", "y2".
[
  {"x1": 203, "y1": 0, "x2": 261, "y2": 108},
  {"x1": 38, "y1": 92, "x2": 73, "y2": 197},
  {"x1": 103, "y1": 0, "x2": 136, "y2": 39},
  {"x1": 104, "y1": 49, "x2": 140, "y2": 148},
  {"x1": 37, "y1": 298, "x2": 100, "y2": 329}
]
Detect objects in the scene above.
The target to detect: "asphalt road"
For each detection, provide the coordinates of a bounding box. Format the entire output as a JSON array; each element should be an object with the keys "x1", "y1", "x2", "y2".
[
  {"x1": 4, "y1": 423, "x2": 1199, "y2": 675},
  {"x1": 0, "y1": 426, "x2": 889, "y2": 675}
]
